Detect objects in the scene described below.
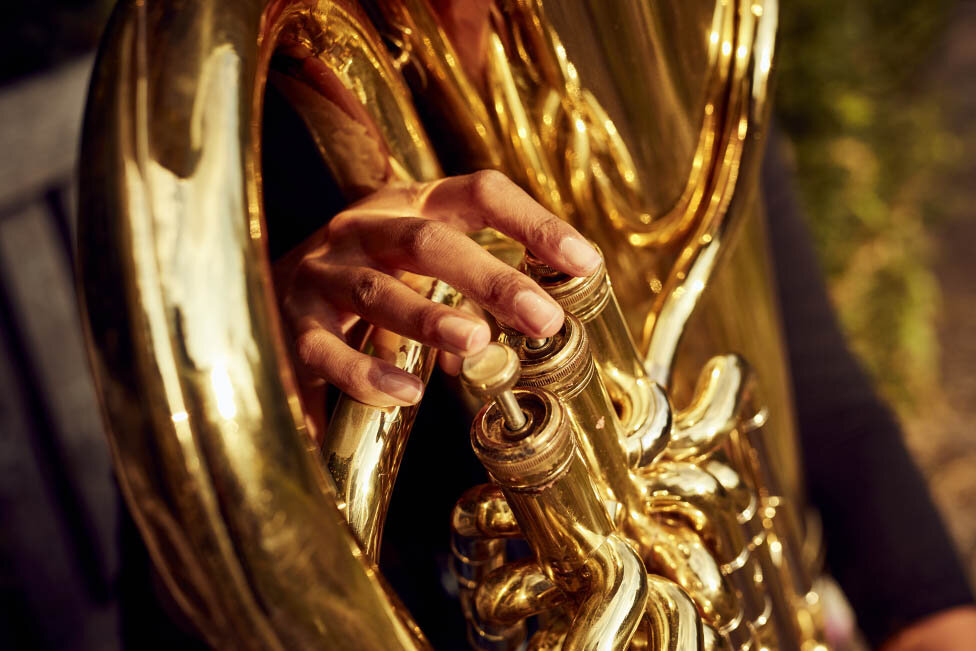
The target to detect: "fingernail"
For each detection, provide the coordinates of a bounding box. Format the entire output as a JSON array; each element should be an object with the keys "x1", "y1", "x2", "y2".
[
  {"x1": 559, "y1": 236, "x2": 601, "y2": 275},
  {"x1": 514, "y1": 291, "x2": 563, "y2": 336},
  {"x1": 438, "y1": 316, "x2": 490, "y2": 353},
  {"x1": 378, "y1": 372, "x2": 424, "y2": 404}
]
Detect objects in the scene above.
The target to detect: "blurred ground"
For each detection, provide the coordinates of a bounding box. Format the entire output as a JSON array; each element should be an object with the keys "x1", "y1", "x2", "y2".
[
  {"x1": 905, "y1": 0, "x2": 976, "y2": 588},
  {"x1": 778, "y1": 0, "x2": 976, "y2": 588}
]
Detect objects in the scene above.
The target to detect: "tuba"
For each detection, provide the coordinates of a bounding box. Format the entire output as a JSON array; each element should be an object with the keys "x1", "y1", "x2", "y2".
[{"x1": 77, "y1": 0, "x2": 829, "y2": 647}]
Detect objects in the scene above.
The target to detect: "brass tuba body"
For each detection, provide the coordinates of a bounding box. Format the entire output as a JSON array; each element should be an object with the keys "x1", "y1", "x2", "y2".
[{"x1": 78, "y1": 0, "x2": 828, "y2": 648}]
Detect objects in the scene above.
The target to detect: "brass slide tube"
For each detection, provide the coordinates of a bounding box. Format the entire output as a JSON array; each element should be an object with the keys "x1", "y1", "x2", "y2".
[
  {"x1": 730, "y1": 425, "x2": 821, "y2": 641},
  {"x1": 639, "y1": 575, "x2": 732, "y2": 651}
]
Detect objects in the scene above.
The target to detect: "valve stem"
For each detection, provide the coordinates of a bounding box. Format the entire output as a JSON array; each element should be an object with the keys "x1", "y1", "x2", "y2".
[
  {"x1": 461, "y1": 342, "x2": 526, "y2": 431},
  {"x1": 525, "y1": 337, "x2": 549, "y2": 350},
  {"x1": 495, "y1": 391, "x2": 526, "y2": 431}
]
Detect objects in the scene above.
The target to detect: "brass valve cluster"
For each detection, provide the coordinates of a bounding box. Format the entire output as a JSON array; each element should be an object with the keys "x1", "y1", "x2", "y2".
[{"x1": 449, "y1": 249, "x2": 826, "y2": 650}]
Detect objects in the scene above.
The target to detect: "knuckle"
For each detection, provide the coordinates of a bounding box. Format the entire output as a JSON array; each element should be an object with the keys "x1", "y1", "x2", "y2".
[
  {"x1": 338, "y1": 356, "x2": 376, "y2": 394},
  {"x1": 529, "y1": 214, "x2": 565, "y2": 245},
  {"x1": 293, "y1": 257, "x2": 318, "y2": 285},
  {"x1": 349, "y1": 270, "x2": 385, "y2": 314},
  {"x1": 401, "y1": 219, "x2": 448, "y2": 259},
  {"x1": 467, "y1": 170, "x2": 510, "y2": 207},
  {"x1": 295, "y1": 331, "x2": 326, "y2": 370},
  {"x1": 482, "y1": 271, "x2": 525, "y2": 308},
  {"x1": 326, "y1": 209, "x2": 353, "y2": 235},
  {"x1": 414, "y1": 305, "x2": 444, "y2": 341}
]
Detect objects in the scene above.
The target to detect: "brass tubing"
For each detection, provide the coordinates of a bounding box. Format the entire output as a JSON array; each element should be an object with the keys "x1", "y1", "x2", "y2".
[
  {"x1": 452, "y1": 540, "x2": 522, "y2": 651},
  {"x1": 523, "y1": 251, "x2": 671, "y2": 466},
  {"x1": 562, "y1": 535, "x2": 649, "y2": 651},
  {"x1": 627, "y1": 382, "x2": 674, "y2": 468},
  {"x1": 642, "y1": 575, "x2": 714, "y2": 651},
  {"x1": 324, "y1": 281, "x2": 459, "y2": 560},
  {"x1": 450, "y1": 484, "x2": 523, "y2": 651},
  {"x1": 731, "y1": 427, "x2": 813, "y2": 600},
  {"x1": 471, "y1": 388, "x2": 648, "y2": 647},
  {"x1": 647, "y1": 519, "x2": 753, "y2": 648},
  {"x1": 705, "y1": 454, "x2": 803, "y2": 650},
  {"x1": 641, "y1": 462, "x2": 768, "y2": 642},
  {"x1": 451, "y1": 484, "x2": 520, "y2": 539},
  {"x1": 474, "y1": 559, "x2": 568, "y2": 626},
  {"x1": 510, "y1": 315, "x2": 643, "y2": 518},
  {"x1": 666, "y1": 354, "x2": 755, "y2": 462}
]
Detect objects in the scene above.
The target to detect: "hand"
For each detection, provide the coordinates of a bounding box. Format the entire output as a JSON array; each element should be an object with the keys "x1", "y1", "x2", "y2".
[
  {"x1": 881, "y1": 606, "x2": 976, "y2": 651},
  {"x1": 274, "y1": 170, "x2": 600, "y2": 415}
]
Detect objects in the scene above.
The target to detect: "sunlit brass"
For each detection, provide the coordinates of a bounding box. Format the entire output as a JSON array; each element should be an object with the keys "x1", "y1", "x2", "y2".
[{"x1": 79, "y1": 0, "x2": 831, "y2": 648}]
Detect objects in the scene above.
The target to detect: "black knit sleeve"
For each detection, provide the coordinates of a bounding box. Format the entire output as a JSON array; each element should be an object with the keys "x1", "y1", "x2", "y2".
[{"x1": 762, "y1": 131, "x2": 975, "y2": 647}]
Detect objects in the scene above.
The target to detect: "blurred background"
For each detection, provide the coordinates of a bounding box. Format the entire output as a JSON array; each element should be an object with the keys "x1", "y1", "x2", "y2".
[{"x1": 0, "y1": 0, "x2": 973, "y2": 648}]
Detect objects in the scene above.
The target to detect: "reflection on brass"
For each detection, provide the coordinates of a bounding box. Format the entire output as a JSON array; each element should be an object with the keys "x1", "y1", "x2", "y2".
[{"x1": 79, "y1": 0, "x2": 828, "y2": 648}]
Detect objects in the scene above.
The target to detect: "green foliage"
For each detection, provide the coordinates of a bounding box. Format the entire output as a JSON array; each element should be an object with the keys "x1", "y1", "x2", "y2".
[{"x1": 775, "y1": 0, "x2": 958, "y2": 410}]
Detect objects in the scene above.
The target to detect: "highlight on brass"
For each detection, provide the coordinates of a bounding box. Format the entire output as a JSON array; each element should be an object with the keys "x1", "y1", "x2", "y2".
[{"x1": 75, "y1": 0, "x2": 843, "y2": 648}]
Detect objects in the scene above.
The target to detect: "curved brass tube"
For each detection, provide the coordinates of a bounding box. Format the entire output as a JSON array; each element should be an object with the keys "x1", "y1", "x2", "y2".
[
  {"x1": 641, "y1": 461, "x2": 767, "y2": 642},
  {"x1": 563, "y1": 534, "x2": 649, "y2": 651},
  {"x1": 666, "y1": 354, "x2": 755, "y2": 462},
  {"x1": 324, "y1": 279, "x2": 459, "y2": 560},
  {"x1": 474, "y1": 559, "x2": 567, "y2": 626},
  {"x1": 452, "y1": 483, "x2": 521, "y2": 539},
  {"x1": 642, "y1": 0, "x2": 777, "y2": 385},
  {"x1": 646, "y1": 519, "x2": 751, "y2": 647},
  {"x1": 642, "y1": 575, "x2": 715, "y2": 651},
  {"x1": 77, "y1": 0, "x2": 433, "y2": 647},
  {"x1": 372, "y1": 0, "x2": 505, "y2": 171},
  {"x1": 641, "y1": 461, "x2": 744, "y2": 562},
  {"x1": 705, "y1": 453, "x2": 804, "y2": 648},
  {"x1": 625, "y1": 380, "x2": 673, "y2": 468},
  {"x1": 450, "y1": 484, "x2": 519, "y2": 650}
]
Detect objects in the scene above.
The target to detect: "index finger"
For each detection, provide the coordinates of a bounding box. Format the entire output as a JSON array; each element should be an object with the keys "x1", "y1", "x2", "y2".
[{"x1": 417, "y1": 171, "x2": 601, "y2": 277}]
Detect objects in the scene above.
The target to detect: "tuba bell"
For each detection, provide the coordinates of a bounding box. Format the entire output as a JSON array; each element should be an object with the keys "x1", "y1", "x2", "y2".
[{"x1": 77, "y1": 0, "x2": 830, "y2": 648}]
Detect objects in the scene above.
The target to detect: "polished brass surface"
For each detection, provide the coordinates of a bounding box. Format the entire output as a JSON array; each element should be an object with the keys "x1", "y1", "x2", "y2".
[
  {"x1": 462, "y1": 342, "x2": 528, "y2": 431},
  {"x1": 79, "y1": 0, "x2": 830, "y2": 648},
  {"x1": 77, "y1": 0, "x2": 435, "y2": 647}
]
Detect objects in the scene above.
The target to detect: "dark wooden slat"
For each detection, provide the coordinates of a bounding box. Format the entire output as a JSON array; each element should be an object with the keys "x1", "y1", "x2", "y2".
[
  {"x1": 0, "y1": 56, "x2": 92, "y2": 209},
  {"x1": 0, "y1": 276, "x2": 119, "y2": 651},
  {"x1": 0, "y1": 201, "x2": 118, "y2": 598}
]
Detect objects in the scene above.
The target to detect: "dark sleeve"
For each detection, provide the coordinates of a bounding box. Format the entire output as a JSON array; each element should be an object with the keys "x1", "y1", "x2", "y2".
[{"x1": 762, "y1": 130, "x2": 975, "y2": 647}]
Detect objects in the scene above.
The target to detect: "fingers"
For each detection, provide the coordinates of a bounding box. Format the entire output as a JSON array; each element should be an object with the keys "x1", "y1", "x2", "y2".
[
  {"x1": 297, "y1": 262, "x2": 492, "y2": 355},
  {"x1": 439, "y1": 350, "x2": 462, "y2": 376},
  {"x1": 295, "y1": 326, "x2": 425, "y2": 407},
  {"x1": 439, "y1": 298, "x2": 484, "y2": 376},
  {"x1": 420, "y1": 171, "x2": 601, "y2": 276},
  {"x1": 345, "y1": 217, "x2": 565, "y2": 337}
]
